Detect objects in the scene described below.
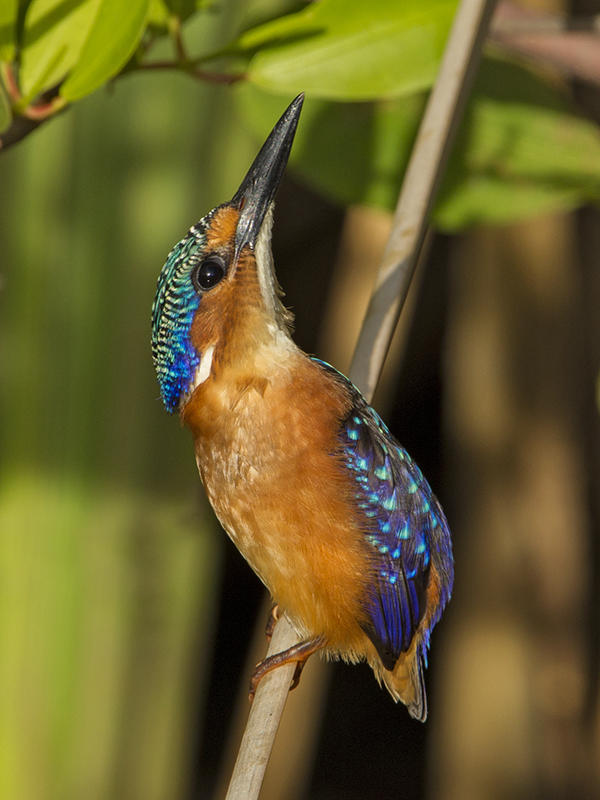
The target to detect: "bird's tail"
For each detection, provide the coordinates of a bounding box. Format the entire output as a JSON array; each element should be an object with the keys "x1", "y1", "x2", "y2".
[{"x1": 382, "y1": 641, "x2": 428, "y2": 722}]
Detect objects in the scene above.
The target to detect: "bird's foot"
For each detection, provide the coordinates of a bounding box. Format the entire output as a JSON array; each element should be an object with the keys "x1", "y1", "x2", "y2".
[{"x1": 249, "y1": 636, "x2": 325, "y2": 702}]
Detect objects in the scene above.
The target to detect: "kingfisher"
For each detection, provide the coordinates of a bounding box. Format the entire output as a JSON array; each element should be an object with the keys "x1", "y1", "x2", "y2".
[{"x1": 151, "y1": 94, "x2": 453, "y2": 721}]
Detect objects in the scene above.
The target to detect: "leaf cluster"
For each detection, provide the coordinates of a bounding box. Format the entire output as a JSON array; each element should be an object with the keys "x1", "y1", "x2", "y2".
[{"x1": 1, "y1": 0, "x2": 599, "y2": 228}]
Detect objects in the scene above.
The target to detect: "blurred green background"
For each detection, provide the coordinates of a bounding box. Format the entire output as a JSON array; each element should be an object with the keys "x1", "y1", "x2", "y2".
[
  {"x1": 0, "y1": 68, "x2": 228, "y2": 800},
  {"x1": 0, "y1": 4, "x2": 263, "y2": 790}
]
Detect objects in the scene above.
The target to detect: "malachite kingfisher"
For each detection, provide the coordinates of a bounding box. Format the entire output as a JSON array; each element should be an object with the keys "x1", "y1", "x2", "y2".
[{"x1": 151, "y1": 94, "x2": 453, "y2": 721}]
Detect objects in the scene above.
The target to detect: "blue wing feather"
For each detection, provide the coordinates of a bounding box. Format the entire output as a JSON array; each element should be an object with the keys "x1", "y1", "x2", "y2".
[{"x1": 313, "y1": 358, "x2": 453, "y2": 670}]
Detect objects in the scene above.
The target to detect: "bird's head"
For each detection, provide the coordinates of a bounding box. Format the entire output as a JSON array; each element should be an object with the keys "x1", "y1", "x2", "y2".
[{"x1": 151, "y1": 94, "x2": 303, "y2": 414}]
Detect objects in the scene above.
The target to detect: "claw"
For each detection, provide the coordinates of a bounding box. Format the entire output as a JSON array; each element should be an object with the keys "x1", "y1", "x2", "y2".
[
  {"x1": 249, "y1": 636, "x2": 325, "y2": 702},
  {"x1": 264, "y1": 604, "x2": 280, "y2": 644}
]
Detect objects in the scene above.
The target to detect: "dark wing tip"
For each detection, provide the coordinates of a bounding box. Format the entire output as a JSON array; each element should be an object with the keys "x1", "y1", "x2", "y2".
[{"x1": 406, "y1": 648, "x2": 428, "y2": 722}]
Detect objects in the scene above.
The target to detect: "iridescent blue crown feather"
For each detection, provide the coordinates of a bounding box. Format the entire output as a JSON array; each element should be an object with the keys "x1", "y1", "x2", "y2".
[{"x1": 151, "y1": 217, "x2": 212, "y2": 413}]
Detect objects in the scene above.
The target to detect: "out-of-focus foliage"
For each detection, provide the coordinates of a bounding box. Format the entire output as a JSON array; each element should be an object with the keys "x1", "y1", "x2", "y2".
[
  {"x1": 0, "y1": 78, "x2": 10, "y2": 130},
  {"x1": 0, "y1": 475, "x2": 214, "y2": 800},
  {"x1": 19, "y1": 0, "x2": 104, "y2": 100},
  {"x1": 19, "y1": 0, "x2": 148, "y2": 102},
  {"x1": 0, "y1": 24, "x2": 262, "y2": 789},
  {"x1": 59, "y1": 0, "x2": 150, "y2": 102},
  {"x1": 238, "y1": 58, "x2": 600, "y2": 229},
  {"x1": 235, "y1": 0, "x2": 458, "y2": 100},
  {"x1": 0, "y1": 0, "x2": 17, "y2": 61},
  {"x1": 2, "y1": 0, "x2": 600, "y2": 229},
  {"x1": 437, "y1": 59, "x2": 600, "y2": 227}
]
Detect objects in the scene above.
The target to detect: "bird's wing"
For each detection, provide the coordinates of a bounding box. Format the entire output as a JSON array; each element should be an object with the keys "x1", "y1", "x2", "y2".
[{"x1": 314, "y1": 359, "x2": 448, "y2": 670}]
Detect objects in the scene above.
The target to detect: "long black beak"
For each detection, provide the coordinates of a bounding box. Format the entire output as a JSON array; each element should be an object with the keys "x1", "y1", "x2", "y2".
[{"x1": 232, "y1": 93, "x2": 304, "y2": 258}]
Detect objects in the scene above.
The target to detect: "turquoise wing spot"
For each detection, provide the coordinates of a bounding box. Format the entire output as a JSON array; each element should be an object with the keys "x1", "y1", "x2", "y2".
[
  {"x1": 398, "y1": 522, "x2": 410, "y2": 540},
  {"x1": 310, "y1": 356, "x2": 453, "y2": 667}
]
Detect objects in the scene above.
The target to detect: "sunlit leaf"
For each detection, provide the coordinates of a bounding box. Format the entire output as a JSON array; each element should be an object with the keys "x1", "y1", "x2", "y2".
[
  {"x1": 436, "y1": 59, "x2": 600, "y2": 228},
  {"x1": 237, "y1": 58, "x2": 600, "y2": 230},
  {"x1": 0, "y1": 0, "x2": 17, "y2": 61},
  {"x1": 146, "y1": 0, "x2": 218, "y2": 36},
  {"x1": 237, "y1": 0, "x2": 457, "y2": 100},
  {"x1": 236, "y1": 84, "x2": 422, "y2": 207},
  {"x1": 237, "y1": 0, "x2": 311, "y2": 32},
  {"x1": 60, "y1": 0, "x2": 150, "y2": 102},
  {"x1": 436, "y1": 175, "x2": 585, "y2": 228},
  {"x1": 146, "y1": 0, "x2": 172, "y2": 31},
  {"x1": 0, "y1": 80, "x2": 11, "y2": 133},
  {"x1": 20, "y1": 0, "x2": 101, "y2": 101}
]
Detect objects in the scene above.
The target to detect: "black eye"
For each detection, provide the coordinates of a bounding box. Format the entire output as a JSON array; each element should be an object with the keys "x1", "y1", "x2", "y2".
[{"x1": 192, "y1": 257, "x2": 226, "y2": 292}]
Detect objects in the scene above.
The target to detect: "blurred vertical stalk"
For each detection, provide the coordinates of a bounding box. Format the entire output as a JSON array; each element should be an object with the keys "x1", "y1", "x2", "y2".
[
  {"x1": 434, "y1": 214, "x2": 593, "y2": 797},
  {"x1": 571, "y1": 24, "x2": 600, "y2": 786}
]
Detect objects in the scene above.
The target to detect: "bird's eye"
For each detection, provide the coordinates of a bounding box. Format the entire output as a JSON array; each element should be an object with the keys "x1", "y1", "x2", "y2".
[{"x1": 193, "y1": 257, "x2": 226, "y2": 292}]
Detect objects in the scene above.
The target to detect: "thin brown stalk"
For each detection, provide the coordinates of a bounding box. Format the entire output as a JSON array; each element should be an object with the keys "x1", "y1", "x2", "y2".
[
  {"x1": 349, "y1": 0, "x2": 497, "y2": 400},
  {"x1": 225, "y1": 1, "x2": 497, "y2": 798}
]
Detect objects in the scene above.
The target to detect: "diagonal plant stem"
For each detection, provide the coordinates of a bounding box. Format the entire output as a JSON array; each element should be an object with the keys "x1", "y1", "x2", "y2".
[
  {"x1": 225, "y1": 1, "x2": 497, "y2": 798},
  {"x1": 349, "y1": 0, "x2": 497, "y2": 400}
]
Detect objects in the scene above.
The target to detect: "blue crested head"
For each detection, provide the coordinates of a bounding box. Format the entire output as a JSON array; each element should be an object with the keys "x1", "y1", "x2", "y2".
[
  {"x1": 151, "y1": 94, "x2": 304, "y2": 414},
  {"x1": 151, "y1": 217, "x2": 211, "y2": 413}
]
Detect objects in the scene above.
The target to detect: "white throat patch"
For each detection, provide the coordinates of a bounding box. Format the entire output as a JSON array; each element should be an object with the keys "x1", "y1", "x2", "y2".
[
  {"x1": 254, "y1": 206, "x2": 277, "y2": 319},
  {"x1": 193, "y1": 344, "x2": 215, "y2": 389}
]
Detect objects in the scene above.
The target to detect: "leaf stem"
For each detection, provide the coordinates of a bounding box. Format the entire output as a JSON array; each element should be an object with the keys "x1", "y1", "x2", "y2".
[
  {"x1": 170, "y1": 16, "x2": 188, "y2": 64},
  {"x1": 131, "y1": 59, "x2": 244, "y2": 84},
  {"x1": 22, "y1": 95, "x2": 66, "y2": 120},
  {"x1": 350, "y1": 0, "x2": 497, "y2": 399},
  {"x1": 1, "y1": 62, "x2": 20, "y2": 102}
]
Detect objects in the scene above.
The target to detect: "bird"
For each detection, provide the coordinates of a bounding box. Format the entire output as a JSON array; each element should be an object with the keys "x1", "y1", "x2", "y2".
[{"x1": 151, "y1": 94, "x2": 453, "y2": 721}]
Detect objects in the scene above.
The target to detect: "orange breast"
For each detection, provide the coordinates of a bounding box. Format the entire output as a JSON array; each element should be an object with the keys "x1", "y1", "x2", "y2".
[{"x1": 182, "y1": 350, "x2": 377, "y2": 657}]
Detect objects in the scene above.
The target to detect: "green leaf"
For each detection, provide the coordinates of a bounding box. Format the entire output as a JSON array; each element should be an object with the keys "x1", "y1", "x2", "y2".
[
  {"x1": 60, "y1": 0, "x2": 150, "y2": 102},
  {"x1": 20, "y1": 0, "x2": 102, "y2": 101},
  {"x1": 237, "y1": 84, "x2": 422, "y2": 207},
  {"x1": 146, "y1": 0, "x2": 172, "y2": 31},
  {"x1": 238, "y1": 0, "x2": 310, "y2": 32},
  {"x1": 435, "y1": 59, "x2": 600, "y2": 228},
  {"x1": 163, "y1": 0, "x2": 199, "y2": 22},
  {"x1": 149, "y1": 0, "x2": 214, "y2": 27},
  {"x1": 0, "y1": 0, "x2": 17, "y2": 61},
  {"x1": 237, "y1": 0, "x2": 457, "y2": 101},
  {"x1": 236, "y1": 58, "x2": 600, "y2": 230},
  {"x1": 0, "y1": 79, "x2": 12, "y2": 133},
  {"x1": 436, "y1": 175, "x2": 585, "y2": 228},
  {"x1": 146, "y1": 0, "x2": 216, "y2": 36}
]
